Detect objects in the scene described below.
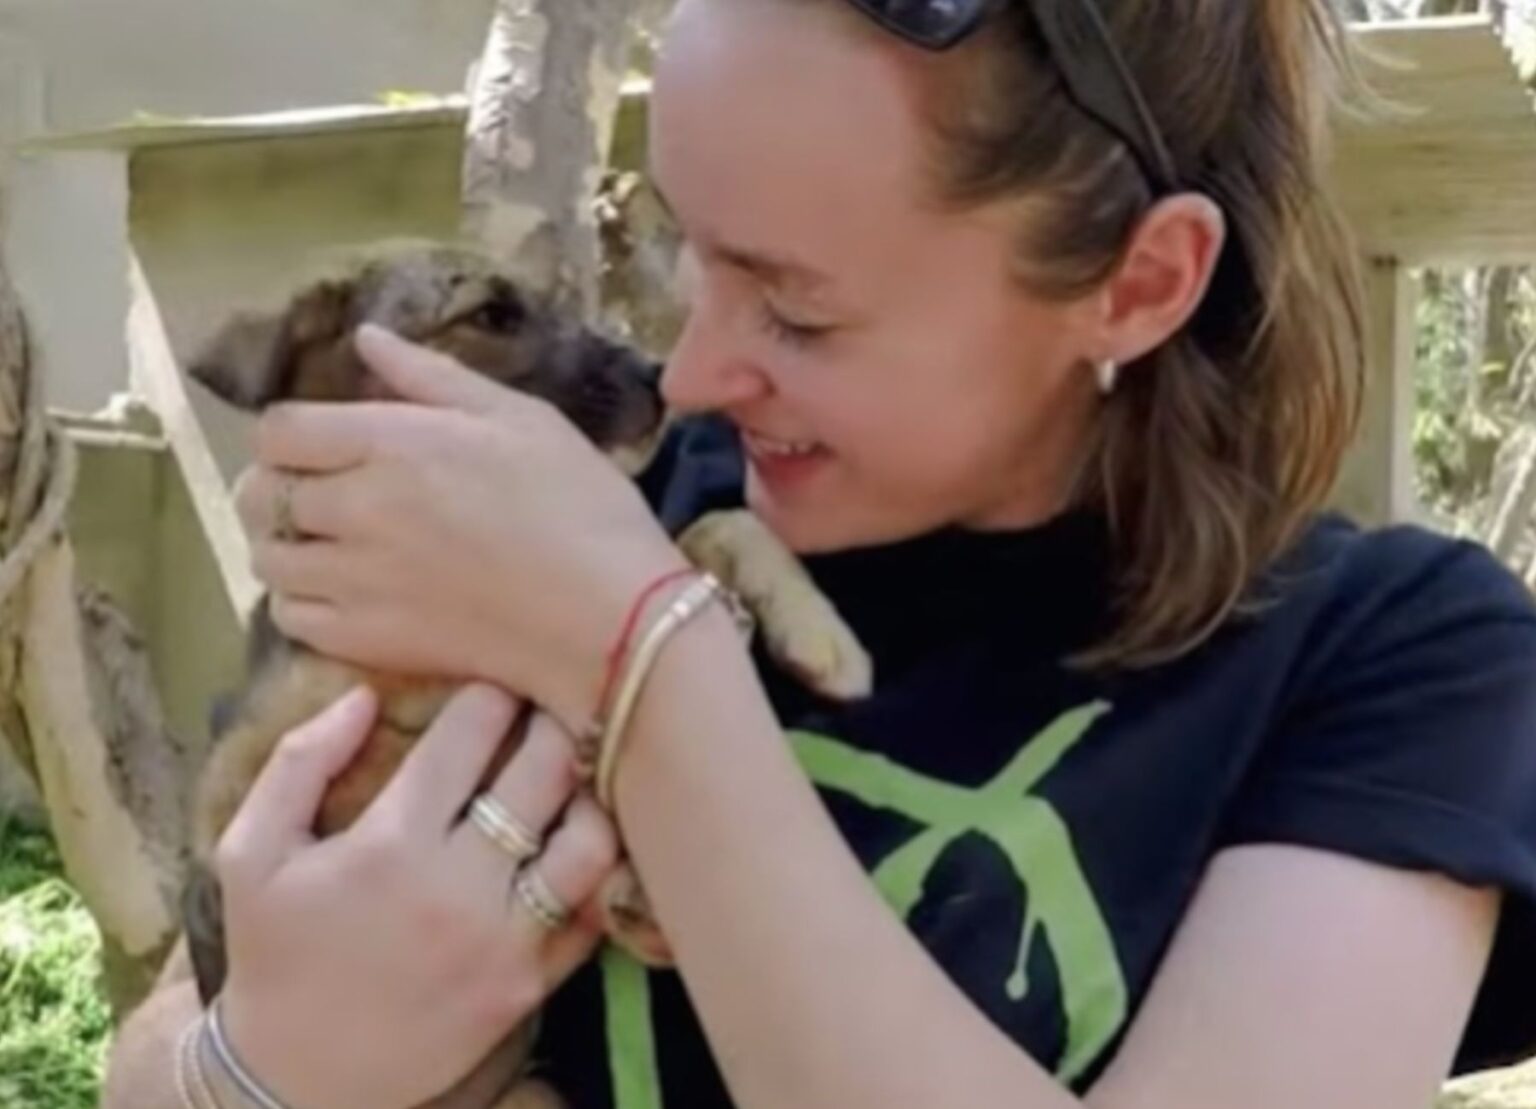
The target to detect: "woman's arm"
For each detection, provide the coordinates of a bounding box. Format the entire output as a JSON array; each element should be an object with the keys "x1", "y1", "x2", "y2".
[
  {"x1": 100, "y1": 940, "x2": 201, "y2": 1109},
  {"x1": 612, "y1": 607, "x2": 1498, "y2": 1109}
]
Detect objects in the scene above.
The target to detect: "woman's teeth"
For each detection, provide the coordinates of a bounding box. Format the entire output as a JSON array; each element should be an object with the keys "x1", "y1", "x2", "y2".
[{"x1": 747, "y1": 432, "x2": 821, "y2": 458}]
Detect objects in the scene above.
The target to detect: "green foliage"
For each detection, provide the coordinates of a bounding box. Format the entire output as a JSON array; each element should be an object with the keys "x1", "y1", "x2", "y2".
[
  {"x1": 1412, "y1": 267, "x2": 1536, "y2": 531},
  {"x1": 0, "y1": 820, "x2": 110, "y2": 1109}
]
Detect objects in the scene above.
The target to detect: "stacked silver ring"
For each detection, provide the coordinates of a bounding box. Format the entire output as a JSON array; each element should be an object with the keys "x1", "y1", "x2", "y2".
[
  {"x1": 468, "y1": 794, "x2": 572, "y2": 931},
  {"x1": 469, "y1": 794, "x2": 543, "y2": 864},
  {"x1": 512, "y1": 866, "x2": 572, "y2": 931}
]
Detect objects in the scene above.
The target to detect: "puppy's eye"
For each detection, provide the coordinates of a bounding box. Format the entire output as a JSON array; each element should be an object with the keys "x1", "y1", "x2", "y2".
[{"x1": 468, "y1": 297, "x2": 526, "y2": 334}]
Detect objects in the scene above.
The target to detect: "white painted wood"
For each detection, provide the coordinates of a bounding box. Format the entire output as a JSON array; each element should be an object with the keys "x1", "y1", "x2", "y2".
[
  {"x1": 1335, "y1": 17, "x2": 1536, "y2": 263},
  {"x1": 1331, "y1": 259, "x2": 1421, "y2": 525},
  {"x1": 124, "y1": 251, "x2": 260, "y2": 623}
]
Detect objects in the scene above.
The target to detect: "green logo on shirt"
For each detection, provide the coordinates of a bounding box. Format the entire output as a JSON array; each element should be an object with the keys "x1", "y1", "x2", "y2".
[{"x1": 602, "y1": 701, "x2": 1126, "y2": 1106}]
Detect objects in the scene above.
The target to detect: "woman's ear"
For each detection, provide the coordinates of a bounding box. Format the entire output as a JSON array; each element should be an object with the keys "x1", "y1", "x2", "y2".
[{"x1": 1096, "y1": 193, "x2": 1226, "y2": 367}]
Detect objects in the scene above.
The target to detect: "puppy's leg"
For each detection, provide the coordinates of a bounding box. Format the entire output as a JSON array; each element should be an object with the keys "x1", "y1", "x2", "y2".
[
  {"x1": 599, "y1": 863, "x2": 674, "y2": 968},
  {"x1": 678, "y1": 510, "x2": 872, "y2": 700}
]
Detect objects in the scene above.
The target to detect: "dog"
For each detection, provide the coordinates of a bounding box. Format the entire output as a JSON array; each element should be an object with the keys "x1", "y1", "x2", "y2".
[{"x1": 182, "y1": 240, "x2": 872, "y2": 1109}]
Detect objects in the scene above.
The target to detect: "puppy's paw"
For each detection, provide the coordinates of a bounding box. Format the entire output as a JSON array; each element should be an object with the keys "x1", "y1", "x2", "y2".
[
  {"x1": 766, "y1": 587, "x2": 874, "y2": 701},
  {"x1": 601, "y1": 865, "x2": 674, "y2": 969},
  {"x1": 679, "y1": 510, "x2": 873, "y2": 701}
]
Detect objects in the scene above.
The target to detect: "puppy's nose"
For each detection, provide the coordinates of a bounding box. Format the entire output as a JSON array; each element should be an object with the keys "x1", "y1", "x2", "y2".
[{"x1": 637, "y1": 359, "x2": 663, "y2": 391}]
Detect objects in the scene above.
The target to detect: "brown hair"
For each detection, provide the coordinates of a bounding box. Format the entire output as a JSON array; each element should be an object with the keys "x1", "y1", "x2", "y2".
[{"x1": 843, "y1": 0, "x2": 1369, "y2": 666}]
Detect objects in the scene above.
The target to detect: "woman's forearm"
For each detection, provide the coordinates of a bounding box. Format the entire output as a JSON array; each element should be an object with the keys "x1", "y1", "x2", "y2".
[
  {"x1": 100, "y1": 978, "x2": 201, "y2": 1109},
  {"x1": 613, "y1": 610, "x2": 1082, "y2": 1109}
]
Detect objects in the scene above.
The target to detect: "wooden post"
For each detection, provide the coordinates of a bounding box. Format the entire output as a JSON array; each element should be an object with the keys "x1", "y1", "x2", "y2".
[{"x1": 1332, "y1": 257, "x2": 1421, "y2": 527}]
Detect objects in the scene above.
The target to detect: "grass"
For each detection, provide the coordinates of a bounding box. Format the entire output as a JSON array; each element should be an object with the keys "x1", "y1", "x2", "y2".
[{"x1": 0, "y1": 818, "x2": 110, "y2": 1109}]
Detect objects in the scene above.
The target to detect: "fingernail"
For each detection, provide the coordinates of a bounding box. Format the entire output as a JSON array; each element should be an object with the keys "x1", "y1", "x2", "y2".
[
  {"x1": 355, "y1": 322, "x2": 403, "y2": 353},
  {"x1": 460, "y1": 682, "x2": 517, "y2": 721},
  {"x1": 336, "y1": 684, "x2": 378, "y2": 718}
]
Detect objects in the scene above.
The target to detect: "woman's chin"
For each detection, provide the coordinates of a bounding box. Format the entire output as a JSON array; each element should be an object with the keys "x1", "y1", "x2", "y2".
[{"x1": 743, "y1": 467, "x2": 928, "y2": 556}]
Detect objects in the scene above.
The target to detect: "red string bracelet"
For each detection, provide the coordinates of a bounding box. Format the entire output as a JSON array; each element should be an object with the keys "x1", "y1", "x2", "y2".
[{"x1": 596, "y1": 567, "x2": 698, "y2": 723}]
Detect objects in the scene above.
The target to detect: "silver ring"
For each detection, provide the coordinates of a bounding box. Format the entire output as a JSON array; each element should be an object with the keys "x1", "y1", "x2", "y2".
[
  {"x1": 469, "y1": 794, "x2": 543, "y2": 864},
  {"x1": 512, "y1": 865, "x2": 571, "y2": 931},
  {"x1": 273, "y1": 473, "x2": 299, "y2": 542}
]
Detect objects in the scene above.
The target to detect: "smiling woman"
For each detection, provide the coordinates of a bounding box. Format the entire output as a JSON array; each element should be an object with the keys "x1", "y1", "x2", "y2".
[{"x1": 103, "y1": 2, "x2": 1536, "y2": 1109}]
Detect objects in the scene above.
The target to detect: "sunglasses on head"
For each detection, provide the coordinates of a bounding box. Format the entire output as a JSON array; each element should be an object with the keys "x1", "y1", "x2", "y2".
[{"x1": 841, "y1": 0, "x2": 1179, "y2": 195}]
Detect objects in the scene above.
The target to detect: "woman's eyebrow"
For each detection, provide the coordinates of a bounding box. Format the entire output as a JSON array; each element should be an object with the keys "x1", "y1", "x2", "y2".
[
  {"x1": 713, "y1": 244, "x2": 831, "y2": 293},
  {"x1": 648, "y1": 179, "x2": 832, "y2": 293}
]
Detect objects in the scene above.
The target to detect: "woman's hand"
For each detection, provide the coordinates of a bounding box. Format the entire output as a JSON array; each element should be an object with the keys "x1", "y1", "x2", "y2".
[
  {"x1": 235, "y1": 324, "x2": 687, "y2": 731},
  {"x1": 215, "y1": 683, "x2": 619, "y2": 1109}
]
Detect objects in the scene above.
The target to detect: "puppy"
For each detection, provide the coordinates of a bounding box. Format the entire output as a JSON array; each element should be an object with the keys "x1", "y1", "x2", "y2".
[{"x1": 183, "y1": 240, "x2": 871, "y2": 1109}]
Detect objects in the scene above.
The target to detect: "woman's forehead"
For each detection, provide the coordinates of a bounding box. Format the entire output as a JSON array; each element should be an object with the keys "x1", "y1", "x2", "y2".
[{"x1": 651, "y1": 0, "x2": 936, "y2": 286}]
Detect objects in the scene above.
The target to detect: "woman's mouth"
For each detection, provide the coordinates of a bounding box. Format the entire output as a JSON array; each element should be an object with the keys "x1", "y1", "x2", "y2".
[{"x1": 741, "y1": 429, "x2": 831, "y2": 491}]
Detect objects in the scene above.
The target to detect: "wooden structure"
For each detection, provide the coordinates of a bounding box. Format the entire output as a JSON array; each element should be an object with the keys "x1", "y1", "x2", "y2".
[{"x1": 1330, "y1": 15, "x2": 1536, "y2": 525}]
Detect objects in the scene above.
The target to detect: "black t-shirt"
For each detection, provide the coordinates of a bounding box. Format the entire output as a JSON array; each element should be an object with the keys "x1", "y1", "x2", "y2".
[{"x1": 536, "y1": 416, "x2": 1536, "y2": 1107}]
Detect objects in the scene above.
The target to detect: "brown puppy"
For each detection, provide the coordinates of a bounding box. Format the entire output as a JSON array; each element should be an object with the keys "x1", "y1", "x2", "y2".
[{"x1": 184, "y1": 240, "x2": 872, "y2": 1109}]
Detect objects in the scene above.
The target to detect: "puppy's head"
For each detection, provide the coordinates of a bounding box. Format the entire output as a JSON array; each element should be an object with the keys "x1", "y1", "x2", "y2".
[{"x1": 190, "y1": 241, "x2": 666, "y2": 468}]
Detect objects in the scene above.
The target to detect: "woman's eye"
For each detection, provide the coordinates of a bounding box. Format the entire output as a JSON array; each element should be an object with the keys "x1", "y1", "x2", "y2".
[{"x1": 758, "y1": 302, "x2": 834, "y2": 349}]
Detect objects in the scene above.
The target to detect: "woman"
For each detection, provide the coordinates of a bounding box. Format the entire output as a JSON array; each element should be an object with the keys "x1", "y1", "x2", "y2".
[{"x1": 104, "y1": 0, "x2": 1536, "y2": 1106}]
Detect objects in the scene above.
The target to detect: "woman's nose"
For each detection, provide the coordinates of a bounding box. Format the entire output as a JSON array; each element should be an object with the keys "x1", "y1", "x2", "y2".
[{"x1": 660, "y1": 309, "x2": 771, "y2": 414}]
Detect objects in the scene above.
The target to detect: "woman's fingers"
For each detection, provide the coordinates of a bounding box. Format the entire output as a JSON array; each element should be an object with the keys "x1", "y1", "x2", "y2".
[
  {"x1": 250, "y1": 537, "x2": 349, "y2": 602},
  {"x1": 355, "y1": 324, "x2": 517, "y2": 415},
  {"x1": 366, "y1": 684, "x2": 524, "y2": 834},
  {"x1": 450, "y1": 711, "x2": 585, "y2": 874},
  {"x1": 254, "y1": 401, "x2": 392, "y2": 473},
  {"x1": 509, "y1": 794, "x2": 620, "y2": 954},
  {"x1": 216, "y1": 686, "x2": 379, "y2": 888},
  {"x1": 235, "y1": 466, "x2": 367, "y2": 543}
]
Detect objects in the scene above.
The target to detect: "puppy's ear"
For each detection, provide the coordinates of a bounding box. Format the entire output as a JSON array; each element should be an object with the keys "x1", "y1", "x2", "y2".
[{"x1": 189, "y1": 281, "x2": 349, "y2": 410}]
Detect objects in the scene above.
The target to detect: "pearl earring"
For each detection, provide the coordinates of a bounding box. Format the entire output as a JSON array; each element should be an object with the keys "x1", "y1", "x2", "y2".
[{"x1": 1095, "y1": 358, "x2": 1119, "y2": 397}]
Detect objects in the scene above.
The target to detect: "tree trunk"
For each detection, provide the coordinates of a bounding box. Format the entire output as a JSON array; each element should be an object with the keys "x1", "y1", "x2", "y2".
[
  {"x1": 0, "y1": 243, "x2": 185, "y2": 1018},
  {"x1": 462, "y1": 0, "x2": 645, "y2": 318}
]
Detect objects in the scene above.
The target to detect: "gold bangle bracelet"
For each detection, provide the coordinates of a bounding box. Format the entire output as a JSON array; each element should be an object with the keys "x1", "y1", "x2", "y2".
[{"x1": 595, "y1": 573, "x2": 725, "y2": 810}]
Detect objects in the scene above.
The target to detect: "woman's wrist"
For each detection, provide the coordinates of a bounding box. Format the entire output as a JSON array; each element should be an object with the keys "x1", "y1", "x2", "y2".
[
  {"x1": 606, "y1": 593, "x2": 768, "y2": 815},
  {"x1": 534, "y1": 544, "x2": 695, "y2": 743},
  {"x1": 213, "y1": 992, "x2": 343, "y2": 1109},
  {"x1": 172, "y1": 1002, "x2": 297, "y2": 1109}
]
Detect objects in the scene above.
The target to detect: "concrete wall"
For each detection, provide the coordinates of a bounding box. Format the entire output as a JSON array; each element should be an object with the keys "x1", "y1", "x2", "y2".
[
  {"x1": 0, "y1": 0, "x2": 494, "y2": 134},
  {"x1": 1, "y1": 0, "x2": 490, "y2": 412},
  {"x1": 65, "y1": 419, "x2": 248, "y2": 751},
  {"x1": 131, "y1": 122, "x2": 465, "y2": 477}
]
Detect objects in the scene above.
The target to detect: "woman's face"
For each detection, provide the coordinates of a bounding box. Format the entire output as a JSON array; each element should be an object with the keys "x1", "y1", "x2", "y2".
[{"x1": 651, "y1": 0, "x2": 1104, "y2": 554}]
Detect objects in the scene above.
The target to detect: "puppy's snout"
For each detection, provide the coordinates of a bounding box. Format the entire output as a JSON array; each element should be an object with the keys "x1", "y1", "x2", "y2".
[
  {"x1": 636, "y1": 358, "x2": 663, "y2": 392},
  {"x1": 583, "y1": 336, "x2": 661, "y2": 392}
]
